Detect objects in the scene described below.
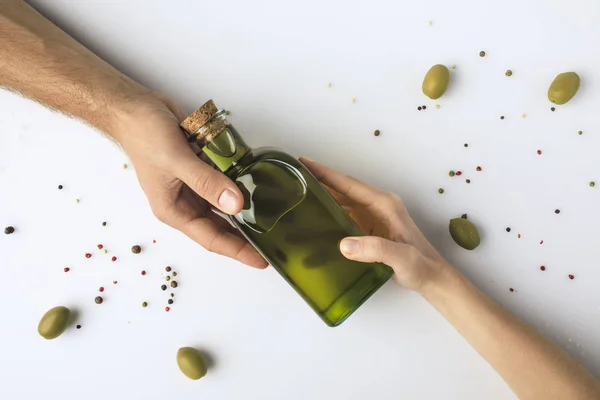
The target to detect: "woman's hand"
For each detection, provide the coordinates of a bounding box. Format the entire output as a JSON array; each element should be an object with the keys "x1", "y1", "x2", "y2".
[
  {"x1": 301, "y1": 157, "x2": 452, "y2": 293},
  {"x1": 113, "y1": 93, "x2": 267, "y2": 269}
]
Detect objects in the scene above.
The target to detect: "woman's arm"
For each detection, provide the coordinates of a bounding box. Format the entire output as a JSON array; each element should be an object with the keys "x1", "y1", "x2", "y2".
[{"x1": 302, "y1": 157, "x2": 600, "y2": 400}]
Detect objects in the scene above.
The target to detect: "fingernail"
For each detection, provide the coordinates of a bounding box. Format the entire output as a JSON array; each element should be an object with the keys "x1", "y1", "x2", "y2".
[
  {"x1": 340, "y1": 239, "x2": 361, "y2": 254},
  {"x1": 218, "y1": 189, "x2": 240, "y2": 214}
]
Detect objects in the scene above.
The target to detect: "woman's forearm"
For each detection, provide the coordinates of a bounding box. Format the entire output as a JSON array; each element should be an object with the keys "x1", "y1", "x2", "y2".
[
  {"x1": 423, "y1": 265, "x2": 600, "y2": 400},
  {"x1": 0, "y1": 0, "x2": 147, "y2": 136}
]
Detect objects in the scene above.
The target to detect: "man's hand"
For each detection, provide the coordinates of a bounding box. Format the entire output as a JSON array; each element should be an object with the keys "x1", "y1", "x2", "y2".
[
  {"x1": 115, "y1": 94, "x2": 267, "y2": 268},
  {"x1": 0, "y1": 0, "x2": 267, "y2": 268}
]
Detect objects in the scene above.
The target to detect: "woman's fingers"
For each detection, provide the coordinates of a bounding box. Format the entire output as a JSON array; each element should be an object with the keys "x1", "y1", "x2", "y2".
[
  {"x1": 339, "y1": 236, "x2": 412, "y2": 269},
  {"x1": 300, "y1": 157, "x2": 384, "y2": 207}
]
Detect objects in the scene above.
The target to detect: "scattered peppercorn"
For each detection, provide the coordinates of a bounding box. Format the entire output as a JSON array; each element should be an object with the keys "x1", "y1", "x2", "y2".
[
  {"x1": 449, "y1": 170, "x2": 456, "y2": 177},
  {"x1": 166, "y1": 276, "x2": 171, "y2": 281},
  {"x1": 509, "y1": 288, "x2": 514, "y2": 292},
  {"x1": 466, "y1": 179, "x2": 471, "y2": 184},
  {"x1": 75, "y1": 198, "x2": 80, "y2": 203},
  {"x1": 122, "y1": 163, "x2": 128, "y2": 170},
  {"x1": 165, "y1": 307, "x2": 171, "y2": 312},
  {"x1": 476, "y1": 166, "x2": 482, "y2": 171},
  {"x1": 590, "y1": 182, "x2": 595, "y2": 187},
  {"x1": 102, "y1": 221, "x2": 107, "y2": 226},
  {"x1": 505, "y1": 70, "x2": 512, "y2": 76},
  {"x1": 99, "y1": 287, "x2": 104, "y2": 293},
  {"x1": 170, "y1": 293, "x2": 175, "y2": 298},
  {"x1": 142, "y1": 301, "x2": 148, "y2": 308},
  {"x1": 152, "y1": 239, "x2": 157, "y2": 243},
  {"x1": 131, "y1": 245, "x2": 141, "y2": 254},
  {"x1": 537, "y1": 150, "x2": 542, "y2": 155},
  {"x1": 438, "y1": 188, "x2": 444, "y2": 194},
  {"x1": 479, "y1": 51, "x2": 486, "y2": 57},
  {"x1": 161, "y1": 284, "x2": 167, "y2": 291},
  {"x1": 103, "y1": 249, "x2": 108, "y2": 254},
  {"x1": 94, "y1": 296, "x2": 103, "y2": 304},
  {"x1": 97, "y1": 244, "x2": 103, "y2": 250},
  {"x1": 550, "y1": 107, "x2": 556, "y2": 112},
  {"x1": 521, "y1": 113, "x2": 526, "y2": 118},
  {"x1": 554, "y1": 209, "x2": 560, "y2": 214},
  {"x1": 464, "y1": 143, "x2": 468, "y2": 148},
  {"x1": 568, "y1": 274, "x2": 575, "y2": 280},
  {"x1": 540, "y1": 240, "x2": 544, "y2": 244},
  {"x1": 58, "y1": 185, "x2": 63, "y2": 190},
  {"x1": 165, "y1": 266, "x2": 172, "y2": 272},
  {"x1": 111, "y1": 256, "x2": 117, "y2": 262},
  {"x1": 506, "y1": 227, "x2": 511, "y2": 232},
  {"x1": 170, "y1": 281, "x2": 178, "y2": 288},
  {"x1": 500, "y1": 116, "x2": 505, "y2": 120},
  {"x1": 456, "y1": 171, "x2": 463, "y2": 176},
  {"x1": 540, "y1": 266, "x2": 546, "y2": 271},
  {"x1": 172, "y1": 271, "x2": 177, "y2": 277},
  {"x1": 417, "y1": 106, "x2": 422, "y2": 111},
  {"x1": 85, "y1": 253, "x2": 92, "y2": 259},
  {"x1": 226, "y1": 109, "x2": 232, "y2": 114},
  {"x1": 64, "y1": 267, "x2": 70, "y2": 273},
  {"x1": 113, "y1": 280, "x2": 118, "y2": 284},
  {"x1": 461, "y1": 214, "x2": 468, "y2": 219},
  {"x1": 4, "y1": 226, "x2": 15, "y2": 235},
  {"x1": 351, "y1": 98, "x2": 356, "y2": 103},
  {"x1": 517, "y1": 234, "x2": 521, "y2": 239},
  {"x1": 422, "y1": 105, "x2": 427, "y2": 110},
  {"x1": 435, "y1": 104, "x2": 441, "y2": 109},
  {"x1": 141, "y1": 270, "x2": 146, "y2": 276},
  {"x1": 76, "y1": 325, "x2": 81, "y2": 329},
  {"x1": 578, "y1": 131, "x2": 583, "y2": 135},
  {"x1": 168, "y1": 299, "x2": 174, "y2": 305},
  {"x1": 373, "y1": 130, "x2": 380, "y2": 137}
]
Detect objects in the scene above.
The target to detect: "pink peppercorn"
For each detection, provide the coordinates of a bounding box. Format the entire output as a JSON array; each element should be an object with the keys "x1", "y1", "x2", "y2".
[{"x1": 111, "y1": 256, "x2": 117, "y2": 262}]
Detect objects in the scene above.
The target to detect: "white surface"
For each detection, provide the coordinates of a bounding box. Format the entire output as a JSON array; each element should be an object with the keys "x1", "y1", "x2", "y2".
[{"x1": 1, "y1": 0, "x2": 599, "y2": 399}]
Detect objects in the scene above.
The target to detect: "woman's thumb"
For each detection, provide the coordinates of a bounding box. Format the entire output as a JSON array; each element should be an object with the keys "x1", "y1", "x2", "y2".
[{"x1": 340, "y1": 236, "x2": 407, "y2": 267}]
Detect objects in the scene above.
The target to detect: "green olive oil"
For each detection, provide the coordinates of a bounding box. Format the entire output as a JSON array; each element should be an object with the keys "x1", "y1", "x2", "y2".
[{"x1": 181, "y1": 100, "x2": 393, "y2": 326}]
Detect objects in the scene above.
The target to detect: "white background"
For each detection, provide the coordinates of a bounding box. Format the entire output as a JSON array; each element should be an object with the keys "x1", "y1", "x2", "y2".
[{"x1": 1, "y1": 0, "x2": 599, "y2": 399}]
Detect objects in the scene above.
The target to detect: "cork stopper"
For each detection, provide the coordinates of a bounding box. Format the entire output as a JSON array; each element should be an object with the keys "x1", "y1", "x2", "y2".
[{"x1": 180, "y1": 100, "x2": 219, "y2": 135}]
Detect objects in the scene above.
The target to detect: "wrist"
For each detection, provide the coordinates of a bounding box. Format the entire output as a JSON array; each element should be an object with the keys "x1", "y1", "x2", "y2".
[{"x1": 418, "y1": 260, "x2": 463, "y2": 300}]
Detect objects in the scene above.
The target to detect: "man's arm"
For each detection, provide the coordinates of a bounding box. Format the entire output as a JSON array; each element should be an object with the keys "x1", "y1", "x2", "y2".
[{"x1": 0, "y1": 0, "x2": 266, "y2": 268}]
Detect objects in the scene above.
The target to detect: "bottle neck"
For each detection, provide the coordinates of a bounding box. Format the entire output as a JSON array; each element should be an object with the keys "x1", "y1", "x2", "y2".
[{"x1": 192, "y1": 112, "x2": 251, "y2": 173}]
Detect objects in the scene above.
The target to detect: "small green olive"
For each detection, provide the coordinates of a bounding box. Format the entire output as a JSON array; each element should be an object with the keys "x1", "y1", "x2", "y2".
[
  {"x1": 37, "y1": 306, "x2": 70, "y2": 340},
  {"x1": 548, "y1": 72, "x2": 580, "y2": 105},
  {"x1": 422, "y1": 64, "x2": 450, "y2": 99},
  {"x1": 449, "y1": 217, "x2": 480, "y2": 250},
  {"x1": 177, "y1": 347, "x2": 208, "y2": 380}
]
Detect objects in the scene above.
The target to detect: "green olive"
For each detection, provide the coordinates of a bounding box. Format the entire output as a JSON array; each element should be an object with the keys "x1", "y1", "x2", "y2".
[
  {"x1": 548, "y1": 72, "x2": 580, "y2": 105},
  {"x1": 177, "y1": 347, "x2": 208, "y2": 380},
  {"x1": 422, "y1": 64, "x2": 450, "y2": 99},
  {"x1": 37, "y1": 306, "x2": 70, "y2": 340},
  {"x1": 449, "y1": 217, "x2": 480, "y2": 250}
]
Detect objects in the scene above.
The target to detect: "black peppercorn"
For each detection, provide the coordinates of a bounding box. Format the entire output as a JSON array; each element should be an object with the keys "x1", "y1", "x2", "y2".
[
  {"x1": 555, "y1": 209, "x2": 561, "y2": 214},
  {"x1": 4, "y1": 226, "x2": 15, "y2": 235},
  {"x1": 94, "y1": 296, "x2": 103, "y2": 304},
  {"x1": 461, "y1": 214, "x2": 468, "y2": 219},
  {"x1": 551, "y1": 107, "x2": 556, "y2": 112},
  {"x1": 506, "y1": 227, "x2": 511, "y2": 232},
  {"x1": 170, "y1": 281, "x2": 178, "y2": 288},
  {"x1": 101, "y1": 221, "x2": 107, "y2": 226},
  {"x1": 422, "y1": 105, "x2": 427, "y2": 110},
  {"x1": 417, "y1": 106, "x2": 422, "y2": 111},
  {"x1": 76, "y1": 325, "x2": 82, "y2": 329},
  {"x1": 165, "y1": 266, "x2": 172, "y2": 272},
  {"x1": 131, "y1": 245, "x2": 141, "y2": 254},
  {"x1": 161, "y1": 284, "x2": 167, "y2": 291},
  {"x1": 58, "y1": 185, "x2": 63, "y2": 190},
  {"x1": 168, "y1": 299, "x2": 174, "y2": 305},
  {"x1": 500, "y1": 116, "x2": 505, "y2": 120},
  {"x1": 373, "y1": 130, "x2": 380, "y2": 137},
  {"x1": 464, "y1": 143, "x2": 468, "y2": 148}
]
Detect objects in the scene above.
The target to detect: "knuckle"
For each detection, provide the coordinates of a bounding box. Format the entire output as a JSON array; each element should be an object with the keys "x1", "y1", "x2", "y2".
[{"x1": 190, "y1": 171, "x2": 215, "y2": 198}]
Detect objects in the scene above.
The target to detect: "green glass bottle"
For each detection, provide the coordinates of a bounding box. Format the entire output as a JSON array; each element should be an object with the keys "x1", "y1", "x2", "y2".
[{"x1": 180, "y1": 100, "x2": 393, "y2": 326}]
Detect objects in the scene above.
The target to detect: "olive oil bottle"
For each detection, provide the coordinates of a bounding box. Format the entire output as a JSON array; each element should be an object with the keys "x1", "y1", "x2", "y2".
[{"x1": 180, "y1": 100, "x2": 393, "y2": 326}]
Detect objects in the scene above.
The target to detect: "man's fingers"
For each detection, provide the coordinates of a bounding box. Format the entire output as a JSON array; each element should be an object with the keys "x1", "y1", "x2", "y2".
[
  {"x1": 300, "y1": 157, "x2": 384, "y2": 207},
  {"x1": 339, "y1": 236, "x2": 410, "y2": 269},
  {"x1": 182, "y1": 216, "x2": 267, "y2": 269},
  {"x1": 175, "y1": 155, "x2": 243, "y2": 215}
]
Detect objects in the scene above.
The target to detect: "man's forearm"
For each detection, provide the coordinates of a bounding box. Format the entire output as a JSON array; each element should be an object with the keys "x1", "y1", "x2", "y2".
[
  {"x1": 424, "y1": 266, "x2": 600, "y2": 400},
  {"x1": 0, "y1": 0, "x2": 147, "y2": 136}
]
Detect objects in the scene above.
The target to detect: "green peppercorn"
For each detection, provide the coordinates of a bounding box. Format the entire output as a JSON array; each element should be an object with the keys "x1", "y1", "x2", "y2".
[
  {"x1": 170, "y1": 281, "x2": 178, "y2": 288},
  {"x1": 590, "y1": 182, "x2": 595, "y2": 187},
  {"x1": 94, "y1": 296, "x2": 103, "y2": 304},
  {"x1": 172, "y1": 271, "x2": 178, "y2": 277},
  {"x1": 131, "y1": 245, "x2": 141, "y2": 254},
  {"x1": 449, "y1": 171, "x2": 456, "y2": 177},
  {"x1": 438, "y1": 188, "x2": 444, "y2": 194},
  {"x1": 165, "y1": 266, "x2": 172, "y2": 272},
  {"x1": 142, "y1": 301, "x2": 148, "y2": 308},
  {"x1": 161, "y1": 284, "x2": 167, "y2": 291},
  {"x1": 578, "y1": 131, "x2": 583, "y2": 135},
  {"x1": 166, "y1": 276, "x2": 171, "y2": 281},
  {"x1": 505, "y1": 70, "x2": 513, "y2": 77},
  {"x1": 170, "y1": 293, "x2": 175, "y2": 298}
]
